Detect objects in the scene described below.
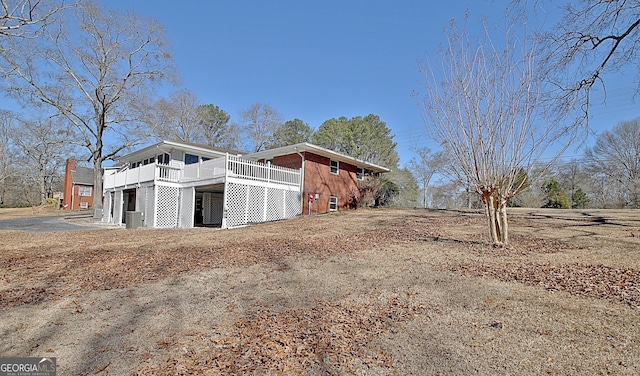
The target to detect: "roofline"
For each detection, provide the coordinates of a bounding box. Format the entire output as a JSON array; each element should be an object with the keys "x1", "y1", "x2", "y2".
[
  {"x1": 115, "y1": 140, "x2": 242, "y2": 164},
  {"x1": 245, "y1": 142, "x2": 391, "y2": 173}
]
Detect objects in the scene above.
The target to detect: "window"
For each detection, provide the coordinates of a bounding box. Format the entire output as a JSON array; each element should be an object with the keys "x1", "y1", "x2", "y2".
[
  {"x1": 357, "y1": 168, "x2": 364, "y2": 180},
  {"x1": 330, "y1": 160, "x2": 339, "y2": 174},
  {"x1": 157, "y1": 153, "x2": 170, "y2": 165},
  {"x1": 143, "y1": 158, "x2": 149, "y2": 165},
  {"x1": 329, "y1": 196, "x2": 338, "y2": 211},
  {"x1": 80, "y1": 202, "x2": 88, "y2": 209},
  {"x1": 149, "y1": 156, "x2": 155, "y2": 163},
  {"x1": 131, "y1": 161, "x2": 140, "y2": 168},
  {"x1": 78, "y1": 186, "x2": 92, "y2": 197},
  {"x1": 185, "y1": 153, "x2": 199, "y2": 165}
]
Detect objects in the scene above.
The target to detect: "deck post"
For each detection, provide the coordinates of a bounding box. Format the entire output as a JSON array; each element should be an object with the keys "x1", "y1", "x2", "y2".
[{"x1": 221, "y1": 153, "x2": 229, "y2": 229}]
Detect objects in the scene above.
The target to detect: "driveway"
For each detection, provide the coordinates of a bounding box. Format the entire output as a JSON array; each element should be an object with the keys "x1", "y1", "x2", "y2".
[{"x1": 0, "y1": 214, "x2": 108, "y2": 232}]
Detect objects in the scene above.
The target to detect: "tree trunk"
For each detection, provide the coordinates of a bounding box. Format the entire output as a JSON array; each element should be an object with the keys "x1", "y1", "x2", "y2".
[
  {"x1": 39, "y1": 171, "x2": 47, "y2": 206},
  {"x1": 498, "y1": 198, "x2": 509, "y2": 245},
  {"x1": 482, "y1": 190, "x2": 509, "y2": 245},
  {"x1": 423, "y1": 181, "x2": 429, "y2": 208}
]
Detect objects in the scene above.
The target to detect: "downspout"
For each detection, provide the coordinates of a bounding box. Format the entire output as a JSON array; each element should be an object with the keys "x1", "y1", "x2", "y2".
[{"x1": 294, "y1": 147, "x2": 305, "y2": 215}]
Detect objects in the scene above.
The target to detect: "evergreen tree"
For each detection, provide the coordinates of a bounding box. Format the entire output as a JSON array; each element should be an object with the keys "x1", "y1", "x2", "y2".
[
  {"x1": 542, "y1": 179, "x2": 571, "y2": 209},
  {"x1": 313, "y1": 114, "x2": 399, "y2": 168},
  {"x1": 266, "y1": 118, "x2": 313, "y2": 149},
  {"x1": 572, "y1": 188, "x2": 590, "y2": 209}
]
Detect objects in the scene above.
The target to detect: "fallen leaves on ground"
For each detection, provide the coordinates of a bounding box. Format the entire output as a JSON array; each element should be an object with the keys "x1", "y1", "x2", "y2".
[
  {"x1": 136, "y1": 297, "x2": 428, "y2": 375},
  {"x1": 448, "y1": 262, "x2": 640, "y2": 308},
  {"x1": 0, "y1": 215, "x2": 445, "y2": 308}
]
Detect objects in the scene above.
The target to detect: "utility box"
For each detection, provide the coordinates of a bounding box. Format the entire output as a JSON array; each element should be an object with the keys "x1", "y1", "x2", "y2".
[{"x1": 125, "y1": 211, "x2": 143, "y2": 229}]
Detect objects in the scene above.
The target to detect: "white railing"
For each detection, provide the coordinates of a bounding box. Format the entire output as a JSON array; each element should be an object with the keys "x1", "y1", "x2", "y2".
[
  {"x1": 156, "y1": 164, "x2": 182, "y2": 182},
  {"x1": 182, "y1": 157, "x2": 226, "y2": 181},
  {"x1": 227, "y1": 155, "x2": 300, "y2": 185},
  {"x1": 103, "y1": 154, "x2": 301, "y2": 190}
]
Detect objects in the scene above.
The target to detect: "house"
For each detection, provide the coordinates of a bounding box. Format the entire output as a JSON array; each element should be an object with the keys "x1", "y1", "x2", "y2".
[
  {"x1": 101, "y1": 140, "x2": 389, "y2": 229},
  {"x1": 248, "y1": 143, "x2": 389, "y2": 215},
  {"x1": 62, "y1": 159, "x2": 94, "y2": 210}
]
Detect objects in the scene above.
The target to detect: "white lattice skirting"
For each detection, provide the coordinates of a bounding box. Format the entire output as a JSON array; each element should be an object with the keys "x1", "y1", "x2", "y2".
[
  {"x1": 104, "y1": 181, "x2": 301, "y2": 229},
  {"x1": 225, "y1": 182, "x2": 301, "y2": 228},
  {"x1": 155, "y1": 185, "x2": 180, "y2": 228}
]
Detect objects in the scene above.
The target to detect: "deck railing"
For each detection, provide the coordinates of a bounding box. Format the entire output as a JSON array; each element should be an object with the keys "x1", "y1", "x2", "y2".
[
  {"x1": 226, "y1": 155, "x2": 301, "y2": 185},
  {"x1": 103, "y1": 154, "x2": 301, "y2": 189}
]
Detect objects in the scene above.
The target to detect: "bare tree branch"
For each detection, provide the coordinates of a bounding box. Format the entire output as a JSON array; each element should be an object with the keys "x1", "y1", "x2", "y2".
[
  {"x1": 1, "y1": 0, "x2": 175, "y2": 211},
  {"x1": 418, "y1": 18, "x2": 578, "y2": 245}
]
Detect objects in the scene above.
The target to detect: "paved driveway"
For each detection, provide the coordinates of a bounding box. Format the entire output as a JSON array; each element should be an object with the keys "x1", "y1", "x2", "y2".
[{"x1": 0, "y1": 214, "x2": 108, "y2": 232}]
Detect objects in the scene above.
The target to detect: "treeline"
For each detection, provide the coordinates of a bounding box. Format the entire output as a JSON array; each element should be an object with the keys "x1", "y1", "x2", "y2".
[
  {"x1": 416, "y1": 119, "x2": 640, "y2": 210},
  {"x1": 0, "y1": 100, "x2": 420, "y2": 207}
]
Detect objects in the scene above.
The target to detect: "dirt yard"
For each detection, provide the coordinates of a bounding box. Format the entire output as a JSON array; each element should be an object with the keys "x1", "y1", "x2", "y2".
[{"x1": 1, "y1": 208, "x2": 639, "y2": 375}]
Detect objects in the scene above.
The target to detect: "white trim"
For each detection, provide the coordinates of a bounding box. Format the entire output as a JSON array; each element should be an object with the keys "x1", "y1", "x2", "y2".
[{"x1": 245, "y1": 142, "x2": 390, "y2": 173}]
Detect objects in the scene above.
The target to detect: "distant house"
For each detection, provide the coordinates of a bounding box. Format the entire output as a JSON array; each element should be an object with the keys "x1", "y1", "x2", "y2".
[
  {"x1": 101, "y1": 140, "x2": 389, "y2": 229},
  {"x1": 62, "y1": 159, "x2": 94, "y2": 210}
]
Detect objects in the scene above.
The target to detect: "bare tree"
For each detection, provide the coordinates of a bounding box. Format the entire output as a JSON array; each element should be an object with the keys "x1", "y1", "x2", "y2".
[
  {"x1": 584, "y1": 118, "x2": 640, "y2": 208},
  {"x1": 147, "y1": 92, "x2": 241, "y2": 150},
  {"x1": 418, "y1": 19, "x2": 578, "y2": 245},
  {"x1": 12, "y1": 115, "x2": 71, "y2": 205},
  {"x1": 409, "y1": 147, "x2": 447, "y2": 208},
  {"x1": 239, "y1": 103, "x2": 284, "y2": 152},
  {"x1": 0, "y1": 110, "x2": 17, "y2": 204},
  {"x1": 1, "y1": 0, "x2": 175, "y2": 213},
  {"x1": 514, "y1": 0, "x2": 640, "y2": 123},
  {"x1": 0, "y1": 0, "x2": 69, "y2": 38},
  {"x1": 148, "y1": 89, "x2": 203, "y2": 144}
]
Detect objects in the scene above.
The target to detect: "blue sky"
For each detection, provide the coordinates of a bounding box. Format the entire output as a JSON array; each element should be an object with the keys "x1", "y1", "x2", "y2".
[{"x1": 102, "y1": 1, "x2": 640, "y2": 166}]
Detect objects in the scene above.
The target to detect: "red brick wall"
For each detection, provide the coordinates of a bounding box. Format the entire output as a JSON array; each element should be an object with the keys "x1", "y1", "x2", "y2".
[
  {"x1": 272, "y1": 154, "x2": 303, "y2": 170},
  {"x1": 72, "y1": 185, "x2": 93, "y2": 210},
  {"x1": 266, "y1": 152, "x2": 359, "y2": 215},
  {"x1": 62, "y1": 159, "x2": 75, "y2": 210},
  {"x1": 62, "y1": 159, "x2": 93, "y2": 210},
  {"x1": 302, "y1": 152, "x2": 359, "y2": 215}
]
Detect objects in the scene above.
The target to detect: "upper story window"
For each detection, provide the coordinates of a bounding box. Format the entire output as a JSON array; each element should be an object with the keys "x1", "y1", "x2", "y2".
[
  {"x1": 357, "y1": 168, "x2": 364, "y2": 180},
  {"x1": 78, "y1": 186, "x2": 92, "y2": 197},
  {"x1": 157, "y1": 153, "x2": 170, "y2": 165},
  {"x1": 185, "y1": 153, "x2": 199, "y2": 165},
  {"x1": 330, "y1": 160, "x2": 339, "y2": 174}
]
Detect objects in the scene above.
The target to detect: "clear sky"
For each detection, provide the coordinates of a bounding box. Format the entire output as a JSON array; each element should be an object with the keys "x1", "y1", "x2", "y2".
[{"x1": 100, "y1": 1, "x2": 640, "y2": 166}]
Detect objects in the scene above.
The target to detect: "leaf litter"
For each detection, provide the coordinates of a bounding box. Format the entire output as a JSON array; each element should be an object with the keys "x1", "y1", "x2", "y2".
[{"x1": 1, "y1": 208, "x2": 640, "y2": 374}]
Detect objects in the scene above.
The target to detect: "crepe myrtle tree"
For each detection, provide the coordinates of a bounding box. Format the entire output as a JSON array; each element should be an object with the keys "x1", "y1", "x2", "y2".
[
  {"x1": 1, "y1": 0, "x2": 175, "y2": 213},
  {"x1": 417, "y1": 18, "x2": 579, "y2": 245}
]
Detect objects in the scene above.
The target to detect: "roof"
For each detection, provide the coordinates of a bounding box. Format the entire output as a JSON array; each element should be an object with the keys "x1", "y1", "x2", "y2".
[
  {"x1": 71, "y1": 166, "x2": 94, "y2": 185},
  {"x1": 115, "y1": 140, "x2": 243, "y2": 164},
  {"x1": 245, "y1": 143, "x2": 390, "y2": 173}
]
